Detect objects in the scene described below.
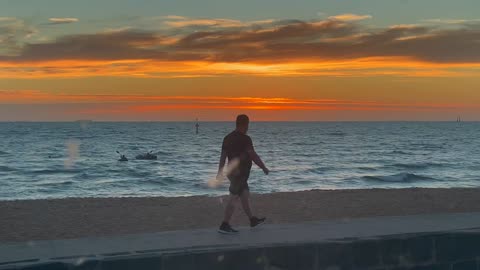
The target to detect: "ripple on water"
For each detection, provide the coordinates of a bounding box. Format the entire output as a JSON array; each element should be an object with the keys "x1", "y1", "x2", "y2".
[
  {"x1": 37, "y1": 180, "x2": 75, "y2": 187},
  {"x1": 26, "y1": 168, "x2": 84, "y2": 175},
  {"x1": 388, "y1": 162, "x2": 446, "y2": 170},
  {"x1": 362, "y1": 173, "x2": 435, "y2": 183},
  {"x1": 0, "y1": 165, "x2": 16, "y2": 172}
]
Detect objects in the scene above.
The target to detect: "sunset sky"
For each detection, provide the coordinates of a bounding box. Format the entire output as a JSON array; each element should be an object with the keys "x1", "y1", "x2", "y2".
[{"x1": 1, "y1": 0, "x2": 479, "y2": 121}]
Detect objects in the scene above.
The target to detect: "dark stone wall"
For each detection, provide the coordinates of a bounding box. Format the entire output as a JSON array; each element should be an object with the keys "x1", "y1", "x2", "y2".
[{"x1": 3, "y1": 230, "x2": 480, "y2": 270}]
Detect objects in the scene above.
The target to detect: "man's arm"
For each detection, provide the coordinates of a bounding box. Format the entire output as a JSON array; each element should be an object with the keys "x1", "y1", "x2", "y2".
[
  {"x1": 217, "y1": 150, "x2": 227, "y2": 179},
  {"x1": 248, "y1": 150, "x2": 269, "y2": 175}
]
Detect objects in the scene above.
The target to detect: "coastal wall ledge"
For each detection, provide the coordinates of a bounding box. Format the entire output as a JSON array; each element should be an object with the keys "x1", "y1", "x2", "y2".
[{"x1": 2, "y1": 228, "x2": 480, "y2": 270}]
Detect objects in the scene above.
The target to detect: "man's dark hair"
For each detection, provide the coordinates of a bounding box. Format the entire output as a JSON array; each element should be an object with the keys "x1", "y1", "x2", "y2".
[{"x1": 236, "y1": 114, "x2": 249, "y2": 127}]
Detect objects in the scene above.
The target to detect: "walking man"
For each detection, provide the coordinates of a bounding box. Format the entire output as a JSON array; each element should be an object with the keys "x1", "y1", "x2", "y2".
[{"x1": 217, "y1": 114, "x2": 269, "y2": 234}]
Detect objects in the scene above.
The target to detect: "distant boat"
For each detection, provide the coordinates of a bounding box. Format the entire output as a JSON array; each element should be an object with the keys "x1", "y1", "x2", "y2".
[{"x1": 457, "y1": 116, "x2": 462, "y2": 122}]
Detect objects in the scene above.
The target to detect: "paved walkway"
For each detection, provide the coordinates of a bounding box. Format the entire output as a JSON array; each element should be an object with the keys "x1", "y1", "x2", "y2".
[{"x1": 2, "y1": 212, "x2": 480, "y2": 266}]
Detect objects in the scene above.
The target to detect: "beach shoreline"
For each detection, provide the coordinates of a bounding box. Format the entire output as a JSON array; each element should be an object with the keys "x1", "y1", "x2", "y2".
[{"x1": 2, "y1": 188, "x2": 480, "y2": 243}]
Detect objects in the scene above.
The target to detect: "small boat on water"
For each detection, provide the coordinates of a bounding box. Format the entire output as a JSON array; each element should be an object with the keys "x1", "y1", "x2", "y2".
[
  {"x1": 135, "y1": 151, "x2": 157, "y2": 160},
  {"x1": 116, "y1": 151, "x2": 128, "y2": 162}
]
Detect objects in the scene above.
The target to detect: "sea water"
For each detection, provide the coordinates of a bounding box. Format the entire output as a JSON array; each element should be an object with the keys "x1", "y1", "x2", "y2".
[{"x1": 0, "y1": 122, "x2": 479, "y2": 200}]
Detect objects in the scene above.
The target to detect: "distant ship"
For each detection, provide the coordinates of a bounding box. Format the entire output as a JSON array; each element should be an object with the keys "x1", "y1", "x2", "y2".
[{"x1": 457, "y1": 116, "x2": 462, "y2": 122}]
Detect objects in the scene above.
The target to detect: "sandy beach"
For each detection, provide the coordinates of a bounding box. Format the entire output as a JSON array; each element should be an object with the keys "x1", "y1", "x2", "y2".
[{"x1": 2, "y1": 188, "x2": 480, "y2": 243}]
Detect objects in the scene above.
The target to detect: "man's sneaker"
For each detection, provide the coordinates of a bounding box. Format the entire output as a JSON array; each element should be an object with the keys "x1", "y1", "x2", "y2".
[
  {"x1": 218, "y1": 222, "x2": 239, "y2": 234},
  {"x1": 250, "y1": 216, "x2": 266, "y2": 228}
]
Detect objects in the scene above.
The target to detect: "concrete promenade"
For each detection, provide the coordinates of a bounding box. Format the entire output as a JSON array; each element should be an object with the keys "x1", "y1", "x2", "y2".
[{"x1": 2, "y1": 211, "x2": 480, "y2": 269}]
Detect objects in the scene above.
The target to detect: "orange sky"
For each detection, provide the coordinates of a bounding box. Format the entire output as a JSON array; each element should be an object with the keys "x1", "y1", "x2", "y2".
[{"x1": 1, "y1": 14, "x2": 480, "y2": 121}]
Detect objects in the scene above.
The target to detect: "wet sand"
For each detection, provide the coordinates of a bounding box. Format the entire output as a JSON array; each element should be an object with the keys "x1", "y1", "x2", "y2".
[{"x1": 1, "y1": 188, "x2": 480, "y2": 243}]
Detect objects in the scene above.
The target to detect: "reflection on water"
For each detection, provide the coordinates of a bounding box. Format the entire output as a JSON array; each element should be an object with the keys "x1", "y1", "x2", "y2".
[{"x1": 64, "y1": 139, "x2": 80, "y2": 169}]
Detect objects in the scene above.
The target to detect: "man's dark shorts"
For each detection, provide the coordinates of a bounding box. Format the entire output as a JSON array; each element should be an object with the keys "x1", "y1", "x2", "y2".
[{"x1": 228, "y1": 176, "x2": 249, "y2": 195}]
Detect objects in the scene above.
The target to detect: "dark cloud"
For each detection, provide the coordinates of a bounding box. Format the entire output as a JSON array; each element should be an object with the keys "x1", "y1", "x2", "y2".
[
  {"x1": 176, "y1": 20, "x2": 356, "y2": 50},
  {"x1": 1, "y1": 30, "x2": 168, "y2": 61},
  {"x1": 387, "y1": 28, "x2": 480, "y2": 62},
  {"x1": 1, "y1": 19, "x2": 480, "y2": 63}
]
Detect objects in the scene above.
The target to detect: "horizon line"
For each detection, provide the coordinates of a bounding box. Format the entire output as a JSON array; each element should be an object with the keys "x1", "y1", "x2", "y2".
[{"x1": 0, "y1": 120, "x2": 477, "y2": 123}]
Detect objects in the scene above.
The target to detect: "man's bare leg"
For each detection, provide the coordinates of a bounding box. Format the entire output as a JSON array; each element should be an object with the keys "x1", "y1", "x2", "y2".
[
  {"x1": 240, "y1": 189, "x2": 266, "y2": 227},
  {"x1": 223, "y1": 194, "x2": 239, "y2": 224},
  {"x1": 240, "y1": 189, "x2": 253, "y2": 219}
]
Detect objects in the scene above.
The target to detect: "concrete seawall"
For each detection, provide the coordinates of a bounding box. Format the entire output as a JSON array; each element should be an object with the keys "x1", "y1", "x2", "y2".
[{"x1": 2, "y1": 212, "x2": 480, "y2": 269}]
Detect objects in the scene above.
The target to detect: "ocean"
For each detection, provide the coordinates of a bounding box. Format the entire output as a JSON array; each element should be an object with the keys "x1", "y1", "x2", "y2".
[{"x1": 0, "y1": 122, "x2": 478, "y2": 200}]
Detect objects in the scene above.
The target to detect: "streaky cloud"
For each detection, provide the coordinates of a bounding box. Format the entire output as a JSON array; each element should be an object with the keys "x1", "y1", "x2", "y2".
[
  {"x1": 422, "y1": 18, "x2": 480, "y2": 25},
  {"x1": 0, "y1": 91, "x2": 470, "y2": 113},
  {"x1": 328, "y1": 13, "x2": 372, "y2": 21},
  {"x1": 0, "y1": 17, "x2": 17, "y2": 22},
  {"x1": 162, "y1": 15, "x2": 189, "y2": 20},
  {"x1": 164, "y1": 18, "x2": 245, "y2": 28},
  {"x1": 48, "y1": 18, "x2": 79, "y2": 25},
  {"x1": 161, "y1": 15, "x2": 276, "y2": 29}
]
